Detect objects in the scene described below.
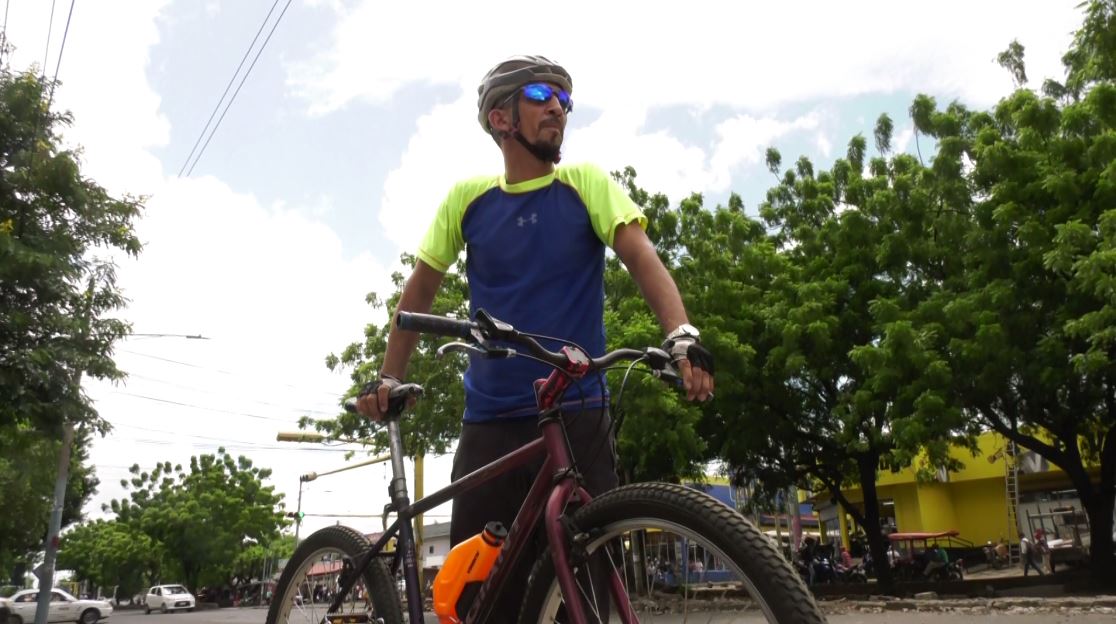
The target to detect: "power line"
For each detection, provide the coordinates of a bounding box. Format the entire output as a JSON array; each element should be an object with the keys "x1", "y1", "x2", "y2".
[
  {"x1": 106, "y1": 438, "x2": 354, "y2": 453},
  {"x1": 182, "y1": 0, "x2": 294, "y2": 177},
  {"x1": 177, "y1": 0, "x2": 281, "y2": 177},
  {"x1": 117, "y1": 349, "x2": 342, "y2": 398},
  {"x1": 41, "y1": 0, "x2": 56, "y2": 75},
  {"x1": 124, "y1": 371, "x2": 336, "y2": 416},
  {"x1": 110, "y1": 421, "x2": 359, "y2": 450},
  {"x1": 111, "y1": 391, "x2": 300, "y2": 423},
  {"x1": 1, "y1": 0, "x2": 11, "y2": 61},
  {"x1": 43, "y1": 0, "x2": 74, "y2": 113}
]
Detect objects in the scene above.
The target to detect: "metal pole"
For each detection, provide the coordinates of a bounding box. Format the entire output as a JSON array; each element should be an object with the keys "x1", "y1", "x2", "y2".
[
  {"x1": 34, "y1": 422, "x2": 75, "y2": 624},
  {"x1": 294, "y1": 480, "x2": 304, "y2": 545},
  {"x1": 414, "y1": 454, "x2": 424, "y2": 592}
]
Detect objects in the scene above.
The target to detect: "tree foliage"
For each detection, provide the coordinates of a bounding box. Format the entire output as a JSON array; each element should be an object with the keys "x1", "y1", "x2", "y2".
[
  {"x1": 108, "y1": 450, "x2": 287, "y2": 592},
  {"x1": 0, "y1": 426, "x2": 98, "y2": 581},
  {"x1": 57, "y1": 520, "x2": 162, "y2": 602},
  {"x1": 0, "y1": 63, "x2": 141, "y2": 578},
  {"x1": 903, "y1": 6, "x2": 1116, "y2": 583},
  {"x1": 0, "y1": 68, "x2": 142, "y2": 435},
  {"x1": 309, "y1": 253, "x2": 470, "y2": 457}
]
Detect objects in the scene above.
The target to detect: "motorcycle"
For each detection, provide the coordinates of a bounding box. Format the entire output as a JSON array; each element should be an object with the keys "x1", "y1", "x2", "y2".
[{"x1": 983, "y1": 541, "x2": 1010, "y2": 569}]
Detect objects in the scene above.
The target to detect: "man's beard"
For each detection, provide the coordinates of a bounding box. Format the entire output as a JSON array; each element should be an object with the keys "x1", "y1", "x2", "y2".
[{"x1": 514, "y1": 131, "x2": 562, "y2": 164}]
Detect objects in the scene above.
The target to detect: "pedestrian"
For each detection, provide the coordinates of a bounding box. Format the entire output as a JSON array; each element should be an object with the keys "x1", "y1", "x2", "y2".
[
  {"x1": 1034, "y1": 529, "x2": 1053, "y2": 574},
  {"x1": 1019, "y1": 532, "x2": 1043, "y2": 576},
  {"x1": 355, "y1": 55, "x2": 715, "y2": 622}
]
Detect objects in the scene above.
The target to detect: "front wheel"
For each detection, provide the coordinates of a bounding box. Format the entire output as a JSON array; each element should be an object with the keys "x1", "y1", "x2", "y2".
[
  {"x1": 518, "y1": 482, "x2": 825, "y2": 624},
  {"x1": 265, "y1": 525, "x2": 402, "y2": 624}
]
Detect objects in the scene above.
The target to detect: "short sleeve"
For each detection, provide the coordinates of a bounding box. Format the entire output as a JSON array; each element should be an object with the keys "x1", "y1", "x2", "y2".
[
  {"x1": 416, "y1": 176, "x2": 498, "y2": 272},
  {"x1": 557, "y1": 163, "x2": 647, "y2": 247},
  {"x1": 416, "y1": 195, "x2": 464, "y2": 273}
]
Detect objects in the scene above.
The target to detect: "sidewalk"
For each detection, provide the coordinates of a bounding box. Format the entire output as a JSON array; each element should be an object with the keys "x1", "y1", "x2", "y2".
[{"x1": 820, "y1": 595, "x2": 1116, "y2": 616}]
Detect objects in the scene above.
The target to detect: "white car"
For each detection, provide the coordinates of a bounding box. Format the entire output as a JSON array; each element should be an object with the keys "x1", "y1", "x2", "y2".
[
  {"x1": 7, "y1": 589, "x2": 112, "y2": 624},
  {"x1": 143, "y1": 586, "x2": 195, "y2": 614}
]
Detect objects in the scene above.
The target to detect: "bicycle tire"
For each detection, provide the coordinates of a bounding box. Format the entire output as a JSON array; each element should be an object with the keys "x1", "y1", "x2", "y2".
[
  {"x1": 266, "y1": 525, "x2": 403, "y2": 624},
  {"x1": 517, "y1": 482, "x2": 826, "y2": 624}
]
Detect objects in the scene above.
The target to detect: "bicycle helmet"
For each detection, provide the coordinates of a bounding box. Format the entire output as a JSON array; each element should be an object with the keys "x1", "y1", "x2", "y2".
[{"x1": 477, "y1": 55, "x2": 572, "y2": 133}]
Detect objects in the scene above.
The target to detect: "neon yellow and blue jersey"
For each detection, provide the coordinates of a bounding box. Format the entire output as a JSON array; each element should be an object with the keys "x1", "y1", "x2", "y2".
[{"x1": 417, "y1": 163, "x2": 647, "y2": 422}]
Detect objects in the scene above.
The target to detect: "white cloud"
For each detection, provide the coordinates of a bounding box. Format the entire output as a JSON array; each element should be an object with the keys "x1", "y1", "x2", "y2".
[
  {"x1": 375, "y1": 97, "x2": 823, "y2": 254},
  {"x1": 816, "y1": 133, "x2": 833, "y2": 159},
  {"x1": 290, "y1": 0, "x2": 1080, "y2": 116},
  {"x1": 893, "y1": 125, "x2": 916, "y2": 155},
  {"x1": 308, "y1": 0, "x2": 1080, "y2": 247},
  {"x1": 2, "y1": 1, "x2": 417, "y2": 533},
  {"x1": 378, "y1": 93, "x2": 503, "y2": 256}
]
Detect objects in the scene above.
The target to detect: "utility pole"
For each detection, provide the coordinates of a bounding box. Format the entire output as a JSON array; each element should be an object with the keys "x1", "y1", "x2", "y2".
[
  {"x1": 33, "y1": 421, "x2": 75, "y2": 624},
  {"x1": 294, "y1": 477, "x2": 306, "y2": 544},
  {"x1": 34, "y1": 329, "x2": 206, "y2": 623}
]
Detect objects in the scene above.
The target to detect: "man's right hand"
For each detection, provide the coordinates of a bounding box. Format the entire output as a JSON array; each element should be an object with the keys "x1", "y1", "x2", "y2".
[{"x1": 355, "y1": 376, "x2": 402, "y2": 421}]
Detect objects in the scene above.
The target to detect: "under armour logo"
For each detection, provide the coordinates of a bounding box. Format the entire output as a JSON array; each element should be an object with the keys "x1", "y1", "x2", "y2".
[{"x1": 517, "y1": 213, "x2": 538, "y2": 227}]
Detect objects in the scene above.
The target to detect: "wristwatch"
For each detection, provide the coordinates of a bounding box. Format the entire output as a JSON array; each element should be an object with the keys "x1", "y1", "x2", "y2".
[{"x1": 666, "y1": 323, "x2": 700, "y2": 341}]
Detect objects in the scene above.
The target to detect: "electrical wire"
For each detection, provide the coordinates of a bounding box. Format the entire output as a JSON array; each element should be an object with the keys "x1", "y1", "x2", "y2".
[
  {"x1": 42, "y1": 0, "x2": 73, "y2": 113},
  {"x1": 183, "y1": 0, "x2": 294, "y2": 176},
  {"x1": 176, "y1": 0, "x2": 282, "y2": 177},
  {"x1": 40, "y1": 0, "x2": 55, "y2": 75},
  {"x1": 117, "y1": 349, "x2": 342, "y2": 398},
  {"x1": 110, "y1": 391, "x2": 302, "y2": 423},
  {"x1": 1, "y1": 0, "x2": 11, "y2": 61},
  {"x1": 124, "y1": 371, "x2": 336, "y2": 415}
]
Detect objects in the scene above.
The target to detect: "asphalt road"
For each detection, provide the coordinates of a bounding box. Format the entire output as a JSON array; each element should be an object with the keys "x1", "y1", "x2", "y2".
[{"x1": 109, "y1": 606, "x2": 1114, "y2": 624}]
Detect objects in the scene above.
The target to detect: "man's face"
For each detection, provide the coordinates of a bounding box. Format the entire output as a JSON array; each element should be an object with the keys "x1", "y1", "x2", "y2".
[{"x1": 513, "y1": 81, "x2": 568, "y2": 149}]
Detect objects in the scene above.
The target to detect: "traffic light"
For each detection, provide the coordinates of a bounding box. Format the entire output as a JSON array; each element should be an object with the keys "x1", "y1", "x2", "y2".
[{"x1": 286, "y1": 511, "x2": 305, "y2": 521}]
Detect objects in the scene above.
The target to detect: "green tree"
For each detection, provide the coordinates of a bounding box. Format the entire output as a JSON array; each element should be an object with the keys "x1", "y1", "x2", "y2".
[
  {"x1": 109, "y1": 450, "x2": 287, "y2": 592},
  {"x1": 0, "y1": 426, "x2": 98, "y2": 581},
  {"x1": 907, "y1": 4, "x2": 1116, "y2": 584},
  {"x1": 603, "y1": 169, "x2": 710, "y2": 483},
  {"x1": 57, "y1": 520, "x2": 163, "y2": 604},
  {"x1": 0, "y1": 68, "x2": 142, "y2": 435},
  {"x1": 0, "y1": 63, "x2": 141, "y2": 578},
  {"x1": 308, "y1": 253, "x2": 470, "y2": 457},
  {"x1": 695, "y1": 128, "x2": 966, "y2": 591}
]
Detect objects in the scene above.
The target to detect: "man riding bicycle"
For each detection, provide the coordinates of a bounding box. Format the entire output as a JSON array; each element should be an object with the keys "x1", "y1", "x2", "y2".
[{"x1": 356, "y1": 55, "x2": 714, "y2": 621}]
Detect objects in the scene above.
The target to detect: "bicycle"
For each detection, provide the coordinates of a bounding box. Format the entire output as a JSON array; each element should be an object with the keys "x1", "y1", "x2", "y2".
[{"x1": 266, "y1": 309, "x2": 825, "y2": 624}]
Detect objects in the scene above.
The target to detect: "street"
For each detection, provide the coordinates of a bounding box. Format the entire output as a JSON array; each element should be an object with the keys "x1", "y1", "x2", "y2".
[{"x1": 108, "y1": 606, "x2": 1114, "y2": 624}]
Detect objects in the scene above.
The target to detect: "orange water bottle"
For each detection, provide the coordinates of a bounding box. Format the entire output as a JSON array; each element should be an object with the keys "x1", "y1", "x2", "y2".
[{"x1": 433, "y1": 521, "x2": 507, "y2": 624}]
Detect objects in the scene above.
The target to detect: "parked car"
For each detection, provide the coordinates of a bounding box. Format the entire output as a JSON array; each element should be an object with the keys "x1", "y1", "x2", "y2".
[
  {"x1": 1, "y1": 595, "x2": 13, "y2": 624},
  {"x1": 7, "y1": 589, "x2": 112, "y2": 624},
  {"x1": 143, "y1": 586, "x2": 195, "y2": 614}
]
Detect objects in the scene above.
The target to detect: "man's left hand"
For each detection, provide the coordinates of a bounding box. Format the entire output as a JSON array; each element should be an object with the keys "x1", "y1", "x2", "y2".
[{"x1": 666, "y1": 338, "x2": 715, "y2": 401}]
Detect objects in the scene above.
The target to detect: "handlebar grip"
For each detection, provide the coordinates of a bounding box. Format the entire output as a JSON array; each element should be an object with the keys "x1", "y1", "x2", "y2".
[{"x1": 396, "y1": 312, "x2": 476, "y2": 339}]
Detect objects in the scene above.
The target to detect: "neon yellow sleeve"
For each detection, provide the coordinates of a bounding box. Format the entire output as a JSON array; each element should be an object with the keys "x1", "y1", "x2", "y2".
[
  {"x1": 416, "y1": 176, "x2": 499, "y2": 272},
  {"x1": 556, "y1": 163, "x2": 647, "y2": 247}
]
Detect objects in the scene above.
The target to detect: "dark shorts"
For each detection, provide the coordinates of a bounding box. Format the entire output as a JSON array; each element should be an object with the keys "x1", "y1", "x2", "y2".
[{"x1": 450, "y1": 409, "x2": 619, "y2": 623}]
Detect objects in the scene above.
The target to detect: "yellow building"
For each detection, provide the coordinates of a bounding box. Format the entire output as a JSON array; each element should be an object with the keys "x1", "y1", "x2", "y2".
[{"x1": 813, "y1": 432, "x2": 1106, "y2": 550}]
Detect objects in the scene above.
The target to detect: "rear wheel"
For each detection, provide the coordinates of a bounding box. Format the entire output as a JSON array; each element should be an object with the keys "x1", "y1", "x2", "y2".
[
  {"x1": 265, "y1": 525, "x2": 402, "y2": 624},
  {"x1": 518, "y1": 482, "x2": 825, "y2": 624}
]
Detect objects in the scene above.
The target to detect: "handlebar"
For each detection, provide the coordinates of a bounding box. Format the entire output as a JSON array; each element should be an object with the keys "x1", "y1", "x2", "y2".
[
  {"x1": 396, "y1": 309, "x2": 682, "y2": 384},
  {"x1": 343, "y1": 383, "x2": 424, "y2": 415},
  {"x1": 396, "y1": 312, "x2": 476, "y2": 339}
]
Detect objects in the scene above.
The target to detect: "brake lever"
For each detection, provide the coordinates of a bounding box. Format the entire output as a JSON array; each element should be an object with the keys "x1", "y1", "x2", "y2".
[
  {"x1": 437, "y1": 341, "x2": 517, "y2": 360},
  {"x1": 645, "y1": 347, "x2": 684, "y2": 388}
]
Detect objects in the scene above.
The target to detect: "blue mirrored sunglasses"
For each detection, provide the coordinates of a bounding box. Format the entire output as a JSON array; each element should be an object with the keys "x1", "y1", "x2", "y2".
[{"x1": 519, "y1": 82, "x2": 573, "y2": 113}]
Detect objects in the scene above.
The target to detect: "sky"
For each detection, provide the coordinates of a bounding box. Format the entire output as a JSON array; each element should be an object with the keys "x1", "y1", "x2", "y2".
[{"x1": 1, "y1": 0, "x2": 1086, "y2": 539}]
